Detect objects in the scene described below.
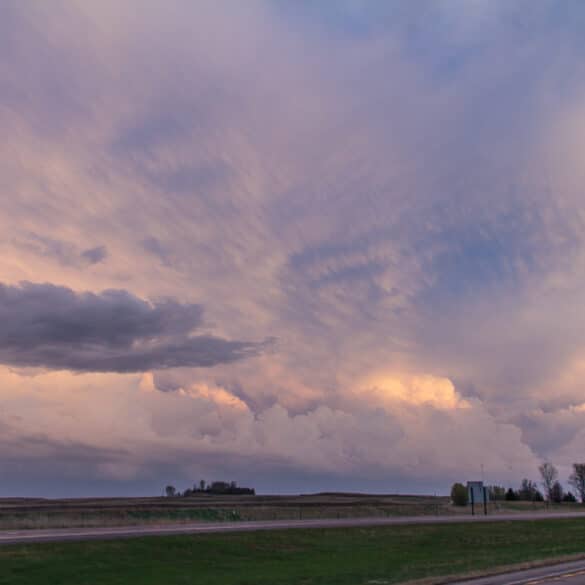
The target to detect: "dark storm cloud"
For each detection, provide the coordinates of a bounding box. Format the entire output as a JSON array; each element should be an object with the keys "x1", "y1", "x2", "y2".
[{"x1": 0, "y1": 282, "x2": 268, "y2": 373}]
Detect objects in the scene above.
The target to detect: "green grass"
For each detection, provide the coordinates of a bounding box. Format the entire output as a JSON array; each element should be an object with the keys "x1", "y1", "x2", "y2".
[{"x1": 1, "y1": 519, "x2": 585, "y2": 585}]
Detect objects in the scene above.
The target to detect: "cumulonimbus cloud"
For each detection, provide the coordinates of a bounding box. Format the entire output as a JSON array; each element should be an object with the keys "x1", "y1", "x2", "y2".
[{"x1": 0, "y1": 282, "x2": 270, "y2": 373}]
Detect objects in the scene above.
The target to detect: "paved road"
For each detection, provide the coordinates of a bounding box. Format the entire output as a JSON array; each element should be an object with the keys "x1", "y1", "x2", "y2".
[
  {"x1": 1, "y1": 511, "x2": 584, "y2": 545},
  {"x1": 456, "y1": 559, "x2": 585, "y2": 585}
]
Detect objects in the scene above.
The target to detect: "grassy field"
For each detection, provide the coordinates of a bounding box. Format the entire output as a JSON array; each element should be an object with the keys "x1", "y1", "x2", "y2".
[
  {"x1": 0, "y1": 494, "x2": 577, "y2": 530},
  {"x1": 2, "y1": 519, "x2": 585, "y2": 585},
  {"x1": 0, "y1": 494, "x2": 451, "y2": 529}
]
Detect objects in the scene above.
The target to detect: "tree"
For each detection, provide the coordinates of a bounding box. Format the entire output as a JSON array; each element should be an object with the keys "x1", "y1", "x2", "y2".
[
  {"x1": 165, "y1": 485, "x2": 177, "y2": 497},
  {"x1": 539, "y1": 462, "x2": 558, "y2": 501},
  {"x1": 488, "y1": 485, "x2": 506, "y2": 501},
  {"x1": 517, "y1": 479, "x2": 544, "y2": 502},
  {"x1": 505, "y1": 488, "x2": 518, "y2": 501},
  {"x1": 569, "y1": 463, "x2": 585, "y2": 503},
  {"x1": 551, "y1": 481, "x2": 564, "y2": 504},
  {"x1": 451, "y1": 483, "x2": 468, "y2": 506},
  {"x1": 519, "y1": 479, "x2": 538, "y2": 501},
  {"x1": 199, "y1": 479, "x2": 206, "y2": 492},
  {"x1": 563, "y1": 491, "x2": 577, "y2": 503}
]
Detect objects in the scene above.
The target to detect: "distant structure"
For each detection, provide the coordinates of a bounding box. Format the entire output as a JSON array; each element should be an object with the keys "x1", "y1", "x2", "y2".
[
  {"x1": 467, "y1": 481, "x2": 488, "y2": 515},
  {"x1": 207, "y1": 481, "x2": 255, "y2": 495},
  {"x1": 178, "y1": 480, "x2": 255, "y2": 497}
]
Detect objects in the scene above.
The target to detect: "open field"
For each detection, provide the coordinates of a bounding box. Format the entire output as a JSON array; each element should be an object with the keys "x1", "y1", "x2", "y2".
[
  {"x1": 0, "y1": 494, "x2": 580, "y2": 530},
  {"x1": 2, "y1": 518, "x2": 585, "y2": 585},
  {"x1": 0, "y1": 494, "x2": 451, "y2": 529}
]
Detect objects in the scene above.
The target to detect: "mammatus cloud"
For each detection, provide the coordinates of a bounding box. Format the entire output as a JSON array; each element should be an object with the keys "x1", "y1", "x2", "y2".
[{"x1": 0, "y1": 282, "x2": 270, "y2": 373}]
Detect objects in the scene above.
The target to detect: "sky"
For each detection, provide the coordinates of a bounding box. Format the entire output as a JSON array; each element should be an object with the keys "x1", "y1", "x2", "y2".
[{"x1": 1, "y1": 0, "x2": 585, "y2": 497}]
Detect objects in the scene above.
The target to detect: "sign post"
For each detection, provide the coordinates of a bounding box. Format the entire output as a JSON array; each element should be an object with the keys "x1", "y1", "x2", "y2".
[{"x1": 467, "y1": 481, "x2": 488, "y2": 516}]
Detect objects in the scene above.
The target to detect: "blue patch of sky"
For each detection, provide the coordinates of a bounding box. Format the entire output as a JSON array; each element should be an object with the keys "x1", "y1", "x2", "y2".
[
  {"x1": 273, "y1": 0, "x2": 585, "y2": 83},
  {"x1": 273, "y1": 1, "x2": 489, "y2": 81},
  {"x1": 411, "y1": 203, "x2": 545, "y2": 311}
]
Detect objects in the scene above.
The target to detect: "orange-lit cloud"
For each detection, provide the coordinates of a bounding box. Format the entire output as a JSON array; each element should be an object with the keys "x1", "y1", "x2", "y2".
[{"x1": 358, "y1": 374, "x2": 471, "y2": 410}]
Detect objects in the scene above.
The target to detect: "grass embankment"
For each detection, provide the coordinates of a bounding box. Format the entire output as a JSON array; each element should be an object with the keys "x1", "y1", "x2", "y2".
[{"x1": 2, "y1": 519, "x2": 585, "y2": 585}]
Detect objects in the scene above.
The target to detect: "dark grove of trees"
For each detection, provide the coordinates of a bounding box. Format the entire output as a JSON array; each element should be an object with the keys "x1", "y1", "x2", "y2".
[
  {"x1": 550, "y1": 480, "x2": 564, "y2": 504},
  {"x1": 164, "y1": 480, "x2": 255, "y2": 497},
  {"x1": 485, "y1": 462, "x2": 585, "y2": 505},
  {"x1": 487, "y1": 479, "x2": 544, "y2": 502},
  {"x1": 538, "y1": 462, "x2": 583, "y2": 503}
]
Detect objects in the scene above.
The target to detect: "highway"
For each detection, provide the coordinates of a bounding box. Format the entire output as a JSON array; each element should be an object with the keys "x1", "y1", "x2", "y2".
[
  {"x1": 457, "y1": 559, "x2": 585, "y2": 585},
  {"x1": 0, "y1": 510, "x2": 584, "y2": 545}
]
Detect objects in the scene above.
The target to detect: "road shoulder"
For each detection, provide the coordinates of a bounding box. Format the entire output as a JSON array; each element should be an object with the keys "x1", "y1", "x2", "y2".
[{"x1": 400, "y1": 555, "x2": 585, "y2": 585}]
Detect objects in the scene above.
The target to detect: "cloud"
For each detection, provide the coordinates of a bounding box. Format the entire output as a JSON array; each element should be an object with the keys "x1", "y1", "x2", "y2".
[
  {"x1": 0, "y1": 367, "x2": 538, "y2": 495},
  {"x1": 0, "y1": 282, "x2": 269, "y2": 373},
  {"x1": 12, "y1": 233, "x2": 109, "y2": 268},
  {"x1": 81, "y1": 245, "x2": 108, "y2": 265},
  {"x1": 141, "y1": 237, "x2": 171, "y2": 266},
  {"x1": 1, "y1": 0, "x2": 585, "y2": 492}
]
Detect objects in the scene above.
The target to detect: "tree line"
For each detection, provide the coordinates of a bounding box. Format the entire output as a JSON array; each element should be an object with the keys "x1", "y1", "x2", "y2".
[
  {"x1": 164, "y1": 480, "x2": 255, "y2": 497},
  {"x1": 451, "y1": 462, "x2": 585, "y2": 506}
]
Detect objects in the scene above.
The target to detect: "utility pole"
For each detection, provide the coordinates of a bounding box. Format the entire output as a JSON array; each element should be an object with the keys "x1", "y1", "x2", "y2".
[{"x1": 481, "y1": 465, "x2": 487, "y2": 515}]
